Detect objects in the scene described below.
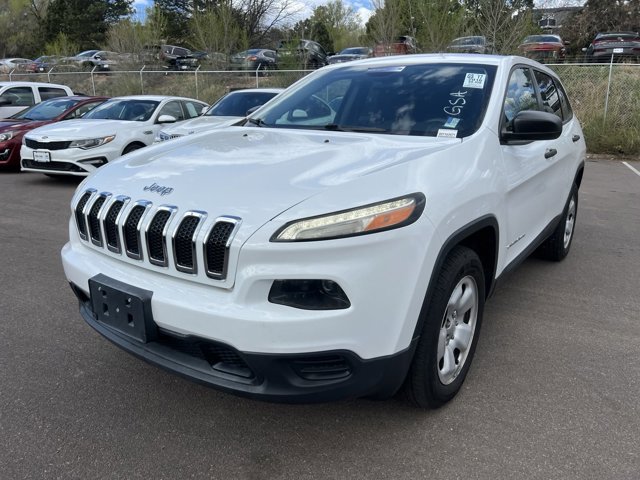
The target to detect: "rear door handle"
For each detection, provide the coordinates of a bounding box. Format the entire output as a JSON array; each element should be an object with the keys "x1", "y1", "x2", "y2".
[
  {"x1": 572, "y1": 135, "x2": 581, "y2": 142},
  {"x1": 545, "y1": 148, "x2": 558, "y2": 159}
]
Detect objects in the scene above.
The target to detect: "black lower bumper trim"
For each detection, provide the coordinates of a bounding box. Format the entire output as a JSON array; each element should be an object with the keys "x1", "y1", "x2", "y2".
[{"x1": 73, "y1": 281, "x2": 417, "y2": 403}]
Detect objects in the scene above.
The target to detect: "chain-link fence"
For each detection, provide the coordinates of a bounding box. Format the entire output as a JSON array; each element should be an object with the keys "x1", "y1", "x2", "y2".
[{"x1": 2, "y1": 62, "x2": 639, "y2": 155}]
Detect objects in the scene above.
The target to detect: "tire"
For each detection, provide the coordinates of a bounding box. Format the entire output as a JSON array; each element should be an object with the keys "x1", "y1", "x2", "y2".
[
  {"x1": 404, "y1": 246, "x2": 486, "y2": 408},
  {"x1": 537, "y1": 183, "x2": 578, "y2": 261},
  {"x1": 122, "y1": 143, "x2": 144, "y2": 155}
]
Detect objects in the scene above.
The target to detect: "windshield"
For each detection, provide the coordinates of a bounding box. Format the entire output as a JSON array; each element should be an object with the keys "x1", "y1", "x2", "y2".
[
  {"x1": 597, "y1": 34, "x2": 639, "y2": 42},
  {"x1": 340, "y1": 48, "x2": 369, "y2": 55},
  {"x1": 77, "y1": 50, "x2": 98, "y2": 58},
  {"x1": 249, "y1": 63, "x2": 496, "y2": 138},
  {"x1": 451, "y1": 37, "x2": 483, "y2": 46},
  {"x1": 84, "y1": 99, "x2": 159, "y2": 121},
  {"x1": 523, "y1": 35, "x2": 560, "y2": 43},
  {"x1": 12, "y1": 98, "x2": 83, "y2": 120},
  {"x1": 207, "y1": 91, "x2": 279, "y2": 117}
]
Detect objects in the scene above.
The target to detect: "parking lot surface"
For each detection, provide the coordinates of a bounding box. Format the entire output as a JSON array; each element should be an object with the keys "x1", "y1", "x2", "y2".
[{"x1": 1, "y1": 158, "x2": 638, "y2": 479}]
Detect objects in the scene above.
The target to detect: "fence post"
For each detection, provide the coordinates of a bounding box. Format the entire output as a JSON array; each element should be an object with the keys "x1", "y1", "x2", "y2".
[
  {"x1": 195, "y1": 65, "x2": 200, "y2": 99},
  {"x1": 90, "y1": 66, "x2": 97, "y2": 96},
  {"x1": 9, "y1": 68, "x2": 14, "y2": 81},
  {"x1": 604, "y1": 53, "x2": 615, "y2": 124},
  {"x1": 47, "y1": 66, "x2": 54, "y2": 83},
  {"x1": 140, "y1": 65, "x2": 146, "y2": 94},
  {"x1": 255, "y1": 66, "x2": 260, "y2": 88}
]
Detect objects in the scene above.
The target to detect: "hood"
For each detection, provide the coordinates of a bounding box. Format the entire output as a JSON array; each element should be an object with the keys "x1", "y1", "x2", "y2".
[
  {"x1": 0, "y1": 119, "x2": 25, "y2": 131},
  {"x1": 25, "y1": 119, "x2": 134, "y2": 140},
  {"x1": 162, "y1": 116, "x2": 240, "y2": 136},
  {"x1": 85, "y1": 127, "x2": 459, "y2": 237}
]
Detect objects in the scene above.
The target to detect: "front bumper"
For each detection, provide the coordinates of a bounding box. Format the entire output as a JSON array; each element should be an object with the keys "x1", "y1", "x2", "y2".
[
  {"x1": 71, "y1": 279, "x2": 417, "y2": 402},
  {"x1": 20, "y1": 143, "x2": 121, "y2": 176}
]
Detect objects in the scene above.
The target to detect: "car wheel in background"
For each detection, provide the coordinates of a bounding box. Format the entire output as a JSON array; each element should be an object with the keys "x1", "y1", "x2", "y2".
[{"x1": 538, "y1": 183, "x2": 578, "y2": 261}]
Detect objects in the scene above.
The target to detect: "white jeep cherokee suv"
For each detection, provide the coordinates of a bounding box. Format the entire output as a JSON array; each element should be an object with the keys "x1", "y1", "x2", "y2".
[{"x1": 62, "y1": 55, "x2": 586, "y2": 407}]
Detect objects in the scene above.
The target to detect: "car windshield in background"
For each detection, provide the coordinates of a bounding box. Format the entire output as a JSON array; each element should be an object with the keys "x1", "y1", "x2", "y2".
[
  {"x1": 523, "y1": 35, "x2": 561, "y2": 43},
  {"x1": 597, "y1": 34, "x2": 639, "y2": 42},
  {"x1": 340, "y1": 48, "x2": 369, "y2": 55},
  {"x1": 452, "y1": 37, "x2": 484, "y2": 46},
  {"x1": 12, "y1": 98, "x2": 83, "y2": 121},
  {"x1": 84, "y1": 99, "x2": 159, "y2": 121},
  {"x1": 251, "y1": 63, "x2": 497, "y2": 138},
  {"x1": 206, "y1": 92, "x2": 279, "y2": 117}
]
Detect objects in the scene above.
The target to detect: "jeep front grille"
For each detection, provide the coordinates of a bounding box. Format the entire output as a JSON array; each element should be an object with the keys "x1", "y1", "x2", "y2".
[{"x1": 72, "y1": 189, "x2": 239, "y2": 281}]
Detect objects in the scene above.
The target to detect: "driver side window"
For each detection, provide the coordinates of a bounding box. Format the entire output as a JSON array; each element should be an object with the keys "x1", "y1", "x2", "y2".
[
  {"x1": 503, "y1": 68, "x2": 539, "y2": 126},
  {"x1": 157, "y1": 101, "x2": 184, "y2": 121}
]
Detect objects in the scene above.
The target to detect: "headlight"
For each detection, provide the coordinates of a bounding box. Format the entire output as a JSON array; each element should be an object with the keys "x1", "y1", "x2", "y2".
[
  {"x1": 272, "y1": 193, "x2": 425, "y2": 242},
  {"x1": 69, "y1": 135, "x2": 115, "y2": 149},
  {"x1": 0, "y1": 131, "x2": 15, "y2": 142}
]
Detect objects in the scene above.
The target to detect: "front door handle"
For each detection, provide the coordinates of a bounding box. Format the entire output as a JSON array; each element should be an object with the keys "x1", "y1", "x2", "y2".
[
  {"x1": 545, "y1": 148, "x2": 558, "y2": 159},
  {"x1": 572, "y1": 135, "x2": 581, "y2": 142}
]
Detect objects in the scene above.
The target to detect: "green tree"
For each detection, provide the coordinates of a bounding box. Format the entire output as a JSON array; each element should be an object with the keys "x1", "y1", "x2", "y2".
[
  {"x1": 0, "y1": 0, "x2": 43, "y2": 57},
  {"x1": 43, "y1": 0, "x2": 132, "y2": 50}
]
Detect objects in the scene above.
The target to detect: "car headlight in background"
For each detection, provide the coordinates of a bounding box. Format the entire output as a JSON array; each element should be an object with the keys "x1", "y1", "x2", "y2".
[
  {"x1": 0, "y1": 131, "x2": 16, "y2": 142},
  {"x1": 69, "y1": 135, "x2": 115, "y2": 149},
  {"x1": 272, "y1": 193, "x2": 425, "y2": 242}
]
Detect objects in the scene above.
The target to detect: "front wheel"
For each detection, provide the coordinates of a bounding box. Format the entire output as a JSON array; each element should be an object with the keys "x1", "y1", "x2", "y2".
[{"x1": 404, "y1": 246, "x2": 486, "y2": 408}]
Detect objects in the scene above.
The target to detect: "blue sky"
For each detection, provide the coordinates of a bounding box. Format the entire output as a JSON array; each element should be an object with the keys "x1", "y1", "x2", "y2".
[{"x1": 132, "y1": 0, "x2": 586, "y2": 25}]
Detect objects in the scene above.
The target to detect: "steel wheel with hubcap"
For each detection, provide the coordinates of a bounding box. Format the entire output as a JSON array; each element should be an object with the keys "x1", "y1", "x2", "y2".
[{"x1": 437, "y1": 275, "x2": 478, "y2": 385}]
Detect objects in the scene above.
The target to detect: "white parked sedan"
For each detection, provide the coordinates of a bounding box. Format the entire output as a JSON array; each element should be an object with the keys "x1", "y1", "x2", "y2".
[
  {"x1": 62, "y1": 55, "x2": 586, "y2": 407},
  {"x1": 21, "y1": 95, "x2": 207, "y2": 176},
  {"x1": 156, "y1": 88, "x2": 283, "y2": 142}
]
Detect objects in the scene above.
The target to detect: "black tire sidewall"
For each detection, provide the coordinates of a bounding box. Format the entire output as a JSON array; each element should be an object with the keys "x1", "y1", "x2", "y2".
[{"x1": 408, "y1": 246, "x2": 486, "y2": 407}]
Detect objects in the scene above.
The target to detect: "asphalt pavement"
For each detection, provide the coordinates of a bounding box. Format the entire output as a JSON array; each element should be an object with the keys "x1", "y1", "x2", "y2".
[{"x1": 0, "y1": 158, "x2": 638, "y2": 479}]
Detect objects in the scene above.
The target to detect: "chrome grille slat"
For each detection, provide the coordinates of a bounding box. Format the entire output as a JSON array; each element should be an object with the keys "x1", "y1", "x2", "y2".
[
  {"x1": 204, "y1": 217, "x2": 240, "y2": 280},
  {"x1": 124, "y1": 201, "x2": 151, "y2": 260},
  {"x1": 146, "y1": 206, "x2": 177, "y2": 267},
  {"x1": 74, "y1": 189, "x2": 95, "y2": 240},
  {"x1": 104, "y1": 196, "x2": 129, "y2": 253},
  {"x1": 173, "y1": 212, "x2": 206, "y2": 274},
  {"x1": 87, "y1": 194, "x2": 109, "y2": 247}
]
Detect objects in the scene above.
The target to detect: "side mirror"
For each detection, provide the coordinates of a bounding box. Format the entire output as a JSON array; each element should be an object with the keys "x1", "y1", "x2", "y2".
[
  {"x1": 246, "y1": 105, "x2": 260, "y2": 115},
  {"x1": 0, "y1": 97, "x2": 12, "y2": 106},
  {"x1": 291, "y1": 109, "x2": 308, "y2": 119},
  {"x1": 201, "y1": 106, "x2": 208, "y2": 115},
  {"x1": 501, "y1": 110, "x2": 562, "y2": 143},
  {"x1": 157, "y1": 114, "x2": 177, "y2": 124}
]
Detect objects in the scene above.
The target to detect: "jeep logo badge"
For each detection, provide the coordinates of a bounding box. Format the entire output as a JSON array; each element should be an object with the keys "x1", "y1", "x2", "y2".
[{"x1": 143, "y1": 183, "x2": 174, "y2": 196}]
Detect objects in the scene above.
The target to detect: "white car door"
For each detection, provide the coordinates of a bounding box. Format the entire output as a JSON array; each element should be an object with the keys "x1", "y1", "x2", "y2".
[
  {"x1": 499, "y1": 66, "x2": 568, "y2": 264},
  {"x1": 0, "y1": 86, "x2": 36, "y2": 118}
]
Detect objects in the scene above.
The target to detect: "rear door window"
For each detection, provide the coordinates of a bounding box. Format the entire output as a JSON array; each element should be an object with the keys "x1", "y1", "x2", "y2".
[
  {"x1": 38, "y1": 87, "x2": 68, "y2": 101},
  {"x1": 533, "y1": 70, "x2": 562, "y2": 120}
]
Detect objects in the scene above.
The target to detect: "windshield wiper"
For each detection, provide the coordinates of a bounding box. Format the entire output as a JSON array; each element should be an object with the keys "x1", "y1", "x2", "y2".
[
  {"x1": 245, "y1": 117, "x2": 268, "y2": 128},
  {"x1": 323, "y1": 124, "x2": 387, "y2": 133}
]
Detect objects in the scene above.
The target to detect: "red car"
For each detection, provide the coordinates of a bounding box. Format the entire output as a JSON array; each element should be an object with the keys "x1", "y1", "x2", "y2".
[
  {"x1": 0, "y1": 95, "x2": 107, "y2": 171},
  {"x1": 519, "y1": 34, "x2": 568, "y2": 63}
]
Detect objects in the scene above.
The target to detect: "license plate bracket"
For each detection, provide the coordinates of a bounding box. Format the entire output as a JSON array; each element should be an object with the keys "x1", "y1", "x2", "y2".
[
  {"x1": 89, "y1": 274, "x2": 157, "y2": 343},
  {"x1": 33, "y1": 150, "x2": 51, "y2": 162}
]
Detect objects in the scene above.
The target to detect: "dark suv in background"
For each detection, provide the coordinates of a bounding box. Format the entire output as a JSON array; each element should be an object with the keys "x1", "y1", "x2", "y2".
[{"x1": 277, "y1": 39, "x2": 328, "y2": 69}]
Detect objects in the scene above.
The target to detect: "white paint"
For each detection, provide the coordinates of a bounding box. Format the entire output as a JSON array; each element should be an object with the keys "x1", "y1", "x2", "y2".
[{"x1": 623, "y1": 161, "x2": 640, "y2": 177}]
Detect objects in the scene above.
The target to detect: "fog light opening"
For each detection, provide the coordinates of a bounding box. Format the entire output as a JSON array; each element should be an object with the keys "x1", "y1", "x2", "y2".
[{"x1": 268, "y1": 279, "x2": 351, "y2": 310}]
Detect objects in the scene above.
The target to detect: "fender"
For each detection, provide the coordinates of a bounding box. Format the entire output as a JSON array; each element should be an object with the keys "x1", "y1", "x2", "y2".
[{"x1": 411, "y1": 215, "x2": 499, "y2": 340}]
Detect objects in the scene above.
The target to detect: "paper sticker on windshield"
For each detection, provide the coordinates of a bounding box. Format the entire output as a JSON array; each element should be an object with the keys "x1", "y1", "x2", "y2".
[
  {"x1": 443, "y1": 117, "x2": 460, "y2": 128},
  {"x1": 437, "y1": 129, "x2": 458, "y2": 138},
  {"x1": 367, "y1": 66, "x2": 406, "y2": 73},
  {"x1": 463, "y1": 73, "x2": 486, "y2": 89}
]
